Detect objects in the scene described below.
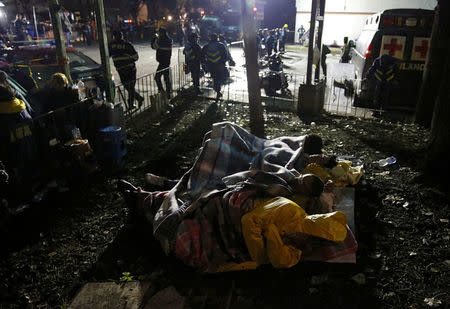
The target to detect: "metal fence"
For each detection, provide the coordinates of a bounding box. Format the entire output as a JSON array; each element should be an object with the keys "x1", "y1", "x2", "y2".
[
  {"x1": 114, "y1": 64, "x2": 191, "y2": 119},
  {"x1": 324, "y1": 77, "x2": 376, "y2": 118},
  {"x1": 114, "y1": 60, "x2": 378, "y2": 123}
]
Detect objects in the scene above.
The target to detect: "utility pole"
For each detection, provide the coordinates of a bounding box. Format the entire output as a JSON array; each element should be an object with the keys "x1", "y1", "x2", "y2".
[
  {"x1": 48, "y1": 0, "x2": 72, "y2": 83},
  {"x1": 93, "y1": 0, "x2": 114, "y2": 102},
  {"x1": 241, "y1": 0, "x2": 265, "y2": 137},
  {"x1": 306, "y1": 0, "x2": 318, "y2": 85},
  {"x1": 314, "y1": 0, "x2": 325, "y2": 82}
]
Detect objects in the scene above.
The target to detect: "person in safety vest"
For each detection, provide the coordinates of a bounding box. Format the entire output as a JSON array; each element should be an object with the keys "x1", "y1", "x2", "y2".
[
  {"x1": 183, "y1": 33, "x2": 203, "y2": 95},
  {"x1": 109, "y1": 31, "x2": 144, "y2": 110},
  {"x1": 152, "y1": 28, "x2": 173, "y2": 99},
  {"x1": 202, "y1": 33, "x2": 229, "y2": 99},
  {"x1": 365, "y1": 54, "x2": 399, "y2": 113}
]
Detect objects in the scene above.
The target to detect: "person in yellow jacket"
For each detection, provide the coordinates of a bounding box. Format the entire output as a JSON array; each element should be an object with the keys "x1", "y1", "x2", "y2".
[
  {"x1": 0, "y1": 84, "x2": 33, "y2": 168},
  {"x1": 215, "y1": 174, "x2": 348, "y2": 272},
  {"x1": 241, "y1": 196, "x2": 347, "y2": 269}
]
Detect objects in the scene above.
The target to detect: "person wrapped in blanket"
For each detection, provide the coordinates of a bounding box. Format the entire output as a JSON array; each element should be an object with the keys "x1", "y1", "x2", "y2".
[{"x1": 118, "y1": 122, "x2": 363, "y2": 272}]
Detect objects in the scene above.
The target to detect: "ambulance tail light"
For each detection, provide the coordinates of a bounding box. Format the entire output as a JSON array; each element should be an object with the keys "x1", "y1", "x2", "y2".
[
  {"x1": 365, "y1": 43, "x2": 372, "y2": 58},
  {"x1": 382, "y1": 16, "x2": 395, "y2": 26}
]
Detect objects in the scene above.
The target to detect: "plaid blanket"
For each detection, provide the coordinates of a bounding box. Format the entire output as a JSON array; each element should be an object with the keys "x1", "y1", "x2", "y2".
[
  {"x1": 153, "y1": 122, "x2": 308, "y2": 255},
  {"x1": 151, "y1": 122, "x2": 358, "y2": 271}
]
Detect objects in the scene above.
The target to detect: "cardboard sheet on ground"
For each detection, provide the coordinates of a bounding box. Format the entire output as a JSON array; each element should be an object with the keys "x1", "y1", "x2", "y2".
[{"x1": 301, "y1": 187, "x2": 357, "y2": 263}]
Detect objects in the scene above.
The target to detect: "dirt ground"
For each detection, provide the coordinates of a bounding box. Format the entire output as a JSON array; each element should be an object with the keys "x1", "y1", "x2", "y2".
[{"x1": 0, "y1": 96, "x2": 448, "y2": 308}]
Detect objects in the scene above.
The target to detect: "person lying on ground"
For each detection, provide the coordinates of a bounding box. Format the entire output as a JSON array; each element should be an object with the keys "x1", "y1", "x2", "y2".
[
  {"x1": 118, "y1": 122, "x2": 359, "y2": 272},
  {"x1": 119, "y1": 171, "x2": 347, "y2": 272}
]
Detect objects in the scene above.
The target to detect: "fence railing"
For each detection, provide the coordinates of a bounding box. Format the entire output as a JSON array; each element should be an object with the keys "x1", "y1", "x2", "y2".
[
  {"x1": 114, "y1": 59, "x2": 378, "y2": 123},
  {"x1": 114, "y1": 64, "x2": 191, "y2": 120}
]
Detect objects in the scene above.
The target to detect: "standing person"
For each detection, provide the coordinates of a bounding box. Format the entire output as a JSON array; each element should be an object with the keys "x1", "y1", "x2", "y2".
[
  {"x1": 297, "y1": 25, "x2": 305, "y2": 44},
  {"x1": 151, "y1": 28, "x2": 173, "y2": 99},
  {"x1": 273, "y1": 29, "x2": 279, "y2": 53},
  {"x1": 265, "y1": 30, "x2": 274, "y2": 57},
  {"x1": 279, "y1": 25, "x2": 288, "y2": 52},
  {"x1": 61, "y1": 14, "x2": 72, "y2": 46},
  {"x1": 109, "y1": 31, "x2": 144, "y2": 110},
  {"x1": 183, "y1": 33, "x2": 202, "y2": 95},
  {"x1": 340, "y1": 37, "x2": 351, "y2": 63},
  {"x1": 81, "y1": 21, "x2": 92, "y2": 46},
  {"x1": 202, "y1": 33, "x2": 229, "y2": 99},
  {"x1": 365, "y1": 54, "x2": 399, "y2": 114},
  {"x1": 320, "y1": 44, "x2": 331, "y2": 78}
]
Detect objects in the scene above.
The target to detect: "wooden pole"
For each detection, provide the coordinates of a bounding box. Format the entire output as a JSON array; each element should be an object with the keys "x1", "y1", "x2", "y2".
[
  {"x1": 93, "y1": 0, "x2": 114, "y2": 102},
  {"x1": 241, "y1": 0, "x2": 264, "y2": 137},
  {"x1": 48, "y1": 0, "x2": 72, "y2": 83},
  {"x1": 306, "y1": 0, "x2": 318, "y2": 85}
]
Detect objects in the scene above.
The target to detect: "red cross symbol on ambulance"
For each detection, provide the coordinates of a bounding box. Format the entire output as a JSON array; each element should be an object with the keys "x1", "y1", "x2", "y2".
[
  {"x1": 380, "y1": 35, "x2": 406, "y2": 59},
  {"x1": 411, "y1": 37, "x2": 430, "y2": 61}
]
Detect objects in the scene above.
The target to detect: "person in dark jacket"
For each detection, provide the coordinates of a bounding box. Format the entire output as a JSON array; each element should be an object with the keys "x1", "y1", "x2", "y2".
[
  {"x1": 265, "y1": 30, "x2": 275, "y2": 57},
  {"x1": 109, "y1": 31, "x2": 144, "y2": 110},
  {"x1": 321, "y1": 44, "x2": 331, "y2": 77},
  {"x1": 36, "y1": 73, "x2": 78, "y2": 114},
  {"x1": 152, "y1": 28, "x2": 173, "y2": 99},
  {"x1": 0, "y1": 85, "x2": 33, "y2": 169},
  {"x1": 340, "y1": 37, "x2": 351, "y2": 63},
  {"x1": 183, "y1": 33, "x2": 203, "y2": 95},
  {"x1": 202, "y1": 33, "x2": 229, "y2": 99},
  {"x1": 365, "y1": 54, "x2": 399, "y2": 113}
]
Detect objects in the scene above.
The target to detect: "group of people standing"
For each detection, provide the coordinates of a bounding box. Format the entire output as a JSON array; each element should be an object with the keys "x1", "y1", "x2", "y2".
[
  {"x1": 109, "y1": 26, "x2": 235, "y2": 109},
  {"x1": 184, "y1": 32, "x2": 234, "y2": 98},
  {"x1": 258, "y1": 26, "x2": 289, "y2": 57},
  {"x1": 109, "y1": 28, "x2": 173, "y2": 111}
]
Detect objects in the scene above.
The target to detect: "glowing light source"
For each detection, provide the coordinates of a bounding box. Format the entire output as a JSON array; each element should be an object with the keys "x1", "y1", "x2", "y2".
[
  {"x1": 167, "y1": 15, "x2": 173, "y2": 21},
  {"x1": 253, "y1": 6, "x2": 258, "y2": 12}
]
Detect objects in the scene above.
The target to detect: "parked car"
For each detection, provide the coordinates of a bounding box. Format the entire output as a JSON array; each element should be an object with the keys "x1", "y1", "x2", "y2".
[
  {"x1": 0, "y1": 44, "x2": 113, "y2": 97},
  {"x1": 350, "y1": 9, "x2": 434, "y2": 110}
]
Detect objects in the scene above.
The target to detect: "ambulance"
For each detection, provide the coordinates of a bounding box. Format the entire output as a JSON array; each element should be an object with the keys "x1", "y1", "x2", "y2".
[{"x1": 350, "y1": 9, "x2": 434, "y2": 110}]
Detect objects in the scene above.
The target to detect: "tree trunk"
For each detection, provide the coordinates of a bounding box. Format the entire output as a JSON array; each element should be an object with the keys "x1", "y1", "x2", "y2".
[
  {"x1": 241, "y1": 0, "x2": 265, "y2": 137},
  {"x1": 415, "y1": 1, "x2": 449, "y2": 127},
  {"x1": 48, "y1": 0, "x2": 72, "y2": 83},
  {"x1": 94, "y1": 0, "x2": 114, "y2": 102},
  {"x1": 425, "y1": 0, "x2": 450, "y2": 192}
]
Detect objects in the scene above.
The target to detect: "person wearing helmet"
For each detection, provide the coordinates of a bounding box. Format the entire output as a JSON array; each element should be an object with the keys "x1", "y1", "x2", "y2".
[
  {"x1": 109, "y1": 31, "x2": 144, "y2": 110},
  {"x1": 152, "y1": 27, "x2": 173, "y2": 99}
]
